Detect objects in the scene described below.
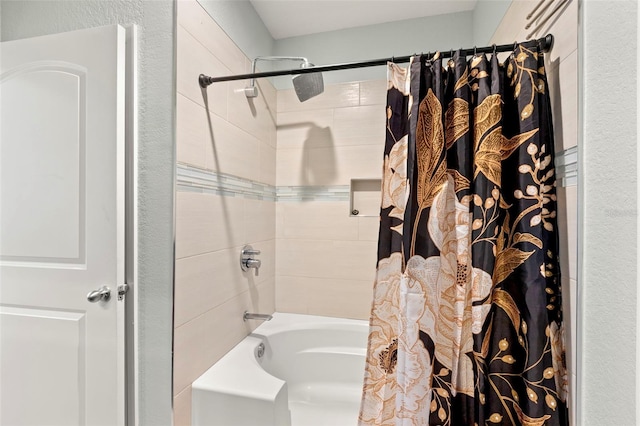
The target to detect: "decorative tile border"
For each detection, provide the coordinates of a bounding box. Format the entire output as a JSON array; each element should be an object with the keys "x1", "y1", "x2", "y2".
[
  {"x1": 178, "y1": 145, "x2": 577, "y2": 202},
  {"x1": 555, "y1": 146, "x2": 577, "y2": 187},
  {"x1": 276, "y1": 185, "x2": 350, "y2": 202},
  {"x1": 176, "y1": 164, "x2": 276, "y2": 201}
]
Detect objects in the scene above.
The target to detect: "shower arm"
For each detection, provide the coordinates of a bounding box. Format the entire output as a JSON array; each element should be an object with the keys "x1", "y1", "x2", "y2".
[
  {"x1": 244, "y1": 56, "x2": 311, "y2": 98},
  {"x1": 199, "y1": 34, "x2": 554, "y2": 88}
]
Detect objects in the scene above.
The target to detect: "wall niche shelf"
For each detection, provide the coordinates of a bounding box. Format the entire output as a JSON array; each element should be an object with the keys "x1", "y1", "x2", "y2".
[{"x1": 349, "y1": 178, "x2": 381, "y2": 217}]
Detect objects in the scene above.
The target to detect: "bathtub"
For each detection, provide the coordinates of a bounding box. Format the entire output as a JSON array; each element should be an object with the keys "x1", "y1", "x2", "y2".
[{"x1": 191, "y1": 312, "x2": 369, "y2": 426}]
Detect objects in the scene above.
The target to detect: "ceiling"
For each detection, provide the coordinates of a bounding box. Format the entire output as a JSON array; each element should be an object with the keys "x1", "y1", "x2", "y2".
[{"x1": 249, "y1": 0, "x2": 478, "y2": 40}]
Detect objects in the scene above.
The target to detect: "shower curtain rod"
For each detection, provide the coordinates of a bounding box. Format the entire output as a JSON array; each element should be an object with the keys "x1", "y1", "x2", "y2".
[{"x1": 199, "y1": 34, "x2": 554, "y2": 88}]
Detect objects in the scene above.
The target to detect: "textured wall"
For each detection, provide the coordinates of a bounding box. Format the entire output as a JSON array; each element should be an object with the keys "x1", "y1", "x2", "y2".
[
  {"x1": 1, "y1": 1, "x2": 175, "y2": 424},
  {"x1": 581, "y1": 1, "x2": 638, "y2": 424}
]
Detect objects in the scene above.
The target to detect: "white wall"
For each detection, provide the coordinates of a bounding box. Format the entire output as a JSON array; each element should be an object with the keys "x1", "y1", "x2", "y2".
[
  {"x1": 196, "y1": 0, "x2": 274, "y2": 61},
  {"x1": 472, "y1": 0, "x2": 511, "y2": 45},
  {"x1": 1, "y1": 1, "x2": 175, "y2": 424},
  {"x1": 273, "y1": 11, "x2": 474, "y2": 88},
  {"x1": 580, "y1": 1, "x2": 638, "y2": 424}
]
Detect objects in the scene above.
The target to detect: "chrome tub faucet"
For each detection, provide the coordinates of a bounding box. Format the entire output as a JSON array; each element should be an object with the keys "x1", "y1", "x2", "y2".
[{"x1": 243, "y1": 311, "x2": 273, "y2": 321}]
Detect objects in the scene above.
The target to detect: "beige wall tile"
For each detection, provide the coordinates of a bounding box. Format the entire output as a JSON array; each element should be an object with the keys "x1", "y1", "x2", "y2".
[
  {"x1": 177, "y1": 25, "x2": 228, "y2": 117},
  {"x1": 279, "y1": 201, "x2": 358, "y2": 241},
  {"x1": 305, "y1": 277, "x2": 373, "y2": 320},
  {"x1": 275, "y1": 275, "x2": 309, "y2": 314},
  {"x1": 332, "y1": 105, "x2": 386, "y2": 146},
  {"x1": 277, "y1": 82, "x2": 360, "y2": 113},
  {"x1": 276, "y1": 109, "x2": 334, "y2": 150},
  {"x1": 260, "y1": 142, "x2": 277, "y2": 186},
  {"x1": 251, "y1": 278, "x2": 276, "y2": 317},
  {"x1": 306, "y1": 145, "x2": 383, "y2": 185},
  {"x1": 205, "y1": 114, "x2": 261, "y2": 181},
  {"x1": 173, "y1": 386, "x2": 192, "y2": 426},
  {"x1": 275, "y1": 203, "x2": 285, "y2": 239},
  {"x1": 177, "y1": 94, "x2": 207, "y2": 169},
  {"x1": 227, "y1": 79, "x2": 276, "y2": 144},
  {"x1": 244, "y1": 200, "x2": 276, "y2": 243},
  {"x1": 257, "y1": 79, "x2": 278, "y2": 136},
  {"x1": 532, "y1": 0, "x2": 577, "y2": 67},
  {"x1": 564, "y1": 277, "x2": 577, "y2": 378},
  {"x1": 177, "y1": 0, "x2": 246, "y2": 75},
  {"x1": 276, "y1": 239, "x2": 377, "y2": 282},
  {"x1": 175, "y1": 192, "x2": 246, "y2": 259},
  {"x1": 548, "y1": 50, "x2": 578, "y2": 152},
  {"x1": 276, "y1": 148, "x2": 308, "y2": 186},
  {"x1": 491, "y1": 0, "x2": 576, "y2": 68},
  {"x1": 555, "y1": 186, "x2": 577, "y2": 282},
  {"x1": 250, "y1": 240, "x2": 276, "y2": 286},
  {"x1": 565, "y1": 185, "x2": 578, "y2": 280},
  {"x1": 358, "y1": 217, "x2": 380, "y2": 242},
  {"x1": 173, "y1": 311, "x2": 209, "y2": 394},
  {"x1": 359, "y1": 79, "x2": 388, "y2": 106},
  {"x1": 174, "y1": 247, "x2": 250, "y2": 327}
]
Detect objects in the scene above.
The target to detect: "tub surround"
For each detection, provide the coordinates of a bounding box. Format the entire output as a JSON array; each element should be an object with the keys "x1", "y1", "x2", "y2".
[
  {"x1": 191, "y1": 313, "x2": 368, "y2": 426},
  {"x1": 174, "y1": 1, "x2": 276, "y2": 425}
]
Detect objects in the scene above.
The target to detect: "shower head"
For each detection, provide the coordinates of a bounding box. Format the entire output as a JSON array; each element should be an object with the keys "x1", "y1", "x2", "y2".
[
  {"x1": 244, "y1": 56, "x2": 324, "y2": 102},
  {"x1": 292, "y1": 61, "x2": 324, "y2": 102}
]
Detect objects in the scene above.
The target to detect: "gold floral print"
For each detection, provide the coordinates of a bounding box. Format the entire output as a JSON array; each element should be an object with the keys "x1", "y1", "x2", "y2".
[
  {"x1": 473, "y1": 94, "x2": 540, "y2": 187},
  {"x1": 445, "y1": 98, "x2": 469, "y2": 149},
  {"x1": 361, "y1": 43, "x2": 566, "y2": 426},
  {"x1": 509, "y1": 44, "x2": 546, "y2": 120},
  {"x1": 416, "y1": 89, "x2": 448, "y2": 210}
]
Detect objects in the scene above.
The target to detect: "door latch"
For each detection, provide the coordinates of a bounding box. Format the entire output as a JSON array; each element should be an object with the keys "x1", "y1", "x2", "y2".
[{"x1": 117, "y1": 284, "x2": 130, "y2": 301}]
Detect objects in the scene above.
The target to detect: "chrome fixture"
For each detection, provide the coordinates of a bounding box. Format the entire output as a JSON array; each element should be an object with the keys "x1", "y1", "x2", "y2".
[
  {"x1": 117, "y1": 283, "x2": 130, "y2": 301},
  {"x1": 244, "y1": 56, "x2": 324, "y2": 102},
  {"x1": 243, "y1": 311, "x2": 273, "y2": 322},
  {"x1": 256, "y1": 342, "x2": 265, "y2": 359},
  {"x1": 240, "y1": 245, "x2": 261, "y2": 276},
  {"x1": 87, "y1": 286, "x2": 111, "y2": 303}
]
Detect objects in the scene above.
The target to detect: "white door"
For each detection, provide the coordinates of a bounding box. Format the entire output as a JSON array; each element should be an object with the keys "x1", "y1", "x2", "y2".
[{"x1": 0, "y1": 25, "x2": 126, "y2": 426}]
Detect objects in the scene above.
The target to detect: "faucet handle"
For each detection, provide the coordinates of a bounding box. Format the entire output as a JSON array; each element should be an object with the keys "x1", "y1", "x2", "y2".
[{"x1": 243, "y1": 248, "x2": 261, "y2": 256}]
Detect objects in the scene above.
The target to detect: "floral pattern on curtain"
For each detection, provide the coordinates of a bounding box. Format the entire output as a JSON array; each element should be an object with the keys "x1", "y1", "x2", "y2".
[{"x1": 359, "y1": 41, "x2": 568, "y2": 426}]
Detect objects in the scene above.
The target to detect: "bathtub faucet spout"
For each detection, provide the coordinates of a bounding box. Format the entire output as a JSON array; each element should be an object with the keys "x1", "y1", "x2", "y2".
[{"x1": 243, "y1": 311, "x2": 273, "y2": 322}]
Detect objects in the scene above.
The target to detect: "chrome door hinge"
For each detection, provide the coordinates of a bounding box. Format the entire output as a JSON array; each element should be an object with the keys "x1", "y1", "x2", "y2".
[{"x1": 117, "y1": 283, "x2": 130, "y2": 301}]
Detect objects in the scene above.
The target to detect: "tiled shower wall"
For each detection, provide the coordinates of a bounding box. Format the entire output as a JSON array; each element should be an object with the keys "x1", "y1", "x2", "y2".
[
  {"x1": 275, "y1": 80, "x2": 388, "y2": 320},
  {"x1": 173, "y1": 2, "x2": 579, "y2": 425},
  {"x1": 173, "y1": 1, "x2": 276, "y2": 424}
]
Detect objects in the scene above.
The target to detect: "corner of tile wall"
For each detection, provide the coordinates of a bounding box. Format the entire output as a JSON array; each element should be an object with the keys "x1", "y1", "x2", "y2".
[{"x1": 173, "y1": 1, "x2": 277, "y2": 417}]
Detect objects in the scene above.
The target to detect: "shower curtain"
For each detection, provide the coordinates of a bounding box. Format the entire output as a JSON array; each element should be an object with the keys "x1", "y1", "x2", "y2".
[{"x1": 359, "y1": 41, "x2": 568, "y2": 425}]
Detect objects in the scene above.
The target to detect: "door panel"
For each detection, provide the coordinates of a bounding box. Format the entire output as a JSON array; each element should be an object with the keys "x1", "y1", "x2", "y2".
[
  {"x1": 1, "y1": 307, "x2": 86, "y2": 425},
  {"x1": 1, "y1": 63, "x2": 85, "y2": 263},
  {"x1": 0, "y1": 25, "x2": 125, "y2": 426}
]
